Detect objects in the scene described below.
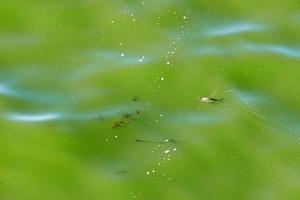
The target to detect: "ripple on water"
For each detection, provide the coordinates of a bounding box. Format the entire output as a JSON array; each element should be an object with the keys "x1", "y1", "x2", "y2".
[
  {"x1": 6, "y1": 112, "x2": 60, "y2": 122},
  {"x1": 228, "y1": 88, "x2": 271, "y2": 106},
  {"x1": 191, "y1": 42, "x2": 300, "y2": 59},
  {"x1": 67, "y1": 50, "x2": 154, "y2": 82},
  {"x1": 203, "y1": 22, "x2": 268, "y2": 37},
  {"x1": 169, "y1": 112, "x2": 227, "y2": 125},
  {"x1": 4, "y1": 103, "x2": 142, "y2": 123},
  {"x1": 0, "y1": 82, "x2": 69, "y2": 104}
]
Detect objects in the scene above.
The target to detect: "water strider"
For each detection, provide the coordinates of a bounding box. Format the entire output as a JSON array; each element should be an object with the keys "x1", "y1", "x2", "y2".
[{"x1": 198, "y1": 91, "x2": 286, "y2": 131}]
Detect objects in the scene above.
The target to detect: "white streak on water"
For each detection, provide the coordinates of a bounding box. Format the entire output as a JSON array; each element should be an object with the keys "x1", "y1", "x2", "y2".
[
  {"x1": 0, "y1": 82, "x2": 68, "y2": 104},
  {"x1": 191, "y1": 42, "x2": 300, "y2": 59},
  {"x1": 206, "y1": 22, "x2": 266, "y2": 36},
  {"x1": 3, "y1": 103, "x2": 142, "y2": 123},
  {"x1": 243, "y1": 43, "x2": 300, "y2": 58},
  {"x1": 7, "y1": 113, "x2": 59, "y2": 122}
]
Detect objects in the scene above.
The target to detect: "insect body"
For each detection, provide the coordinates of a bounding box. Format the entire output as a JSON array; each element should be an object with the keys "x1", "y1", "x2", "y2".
[{"x1": 199, "y1": 97, "x2": 224, "y2": 103}]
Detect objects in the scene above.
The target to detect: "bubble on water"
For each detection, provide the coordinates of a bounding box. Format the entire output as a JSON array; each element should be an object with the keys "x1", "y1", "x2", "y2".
[
  {"x1": 164, "y1": 150, "x2": 170, "y2": 154},
  {"x1": 146, "y1": 171, "x2": 150, "y2": 175},
  {"x1": 115, "y1": 135, "x2": 118, "y2": 138}
]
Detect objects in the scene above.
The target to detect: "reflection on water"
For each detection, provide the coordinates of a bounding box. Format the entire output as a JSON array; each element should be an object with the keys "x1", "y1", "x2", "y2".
[
  {"x1": 7, "y1": 112, "x2": 59, "y2": 122},
  {"x1": 170, "y1": 112, "x2": 226, "y2": 125},
  {"x1": 204, "y1": 22, "x2": 267, "y2": 36},
  {"x1": 68, "y1": 50, "x2": 153, "y2": 82},
  {"x1": 0, "y1": 82, "x2": 68, "y2": 104},
  {"x1": 243, "y1": 42, "x2": 300, "y2": 58},
  {"x1": 4, "y1": 103, "x2": 142, "y2": 122},
  {"x1": 191, "y1": 42, "x2": 300, "y2": 58}
]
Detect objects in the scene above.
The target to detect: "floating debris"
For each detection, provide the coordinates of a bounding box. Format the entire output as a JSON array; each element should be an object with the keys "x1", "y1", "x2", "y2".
[
  {"x1": 122, "y1": 112, "x2": 131, "y2": 119},
  {"x1": 91, "y1": 114, "x2": 104, "y2": 121},
  {"x1": 132, "y1": 96, "x2": 139, "y2": 101},
  {"x1": 112, "y1": 109, "x2": 142, "y2": 129},
  {"x1": 112, "y1": 120, "x2": 126, "y2": 129}
]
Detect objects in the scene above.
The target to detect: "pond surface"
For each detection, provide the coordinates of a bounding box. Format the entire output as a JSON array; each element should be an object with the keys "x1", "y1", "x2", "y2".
[{"x1": 1, "y1": 1, "x2": 300, "y2": 199}]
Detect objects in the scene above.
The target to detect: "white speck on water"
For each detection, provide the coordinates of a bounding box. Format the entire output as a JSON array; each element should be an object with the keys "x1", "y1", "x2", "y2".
[
  {"x1": 115, "y1": 135, "x2": 118, "y2": 138},
  {"x1": 132, "y1": 18, "x2": 136, "y2": 22},
  {"x1": 165, "y1": 139, "x2": 169, "y2": 142},
  {"x1": 105, "y1": 138, "x2": 109, "y2": 142},
  {"x1": 166, "y1": 61, "x2": 170, "y2": 65},
  {"x1": 146, "y1": 171, "x2": 150, "y2": 175},
  {"x1": 139, "y1": 56, "x2": 145, "y2": 62},
  {"x1": 173, "y1": 148, "x2": 177, "y2": 151},
  {"x1": 121, "y1": 53, "x2": 124, "y2": 57},
  {"x1": 164, "y1": 149, "x2": 170, "y2": 154},
  {"x1": 119, "y1": 42, "x2": 123, "y2": 46},
  {"x1": 155, "y1": 119, "x2": 159, "y2": 122},
  {"x1": 160, "y1": 77, "x2": 164, "y2": 80},
  {"x1": 152, "y1": 170, "x2": 155, "y2": 173},
  {"x1": 160, "y1": 114, "x2": 163, "y2": 117},
  {"x1": 158, "y1": 162, "x2": 161, "y2": 165},
  {"x1": 111, "y1": 20, "x2": 114, "y2": 23},
  {"x1": 183, "y1": 15, "x2": 187, "y2": 19}
]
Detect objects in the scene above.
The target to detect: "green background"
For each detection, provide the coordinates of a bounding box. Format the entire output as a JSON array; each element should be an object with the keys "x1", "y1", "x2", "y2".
[{"x1": 1, "y1": 0, "x2": 300, "y2": 199}]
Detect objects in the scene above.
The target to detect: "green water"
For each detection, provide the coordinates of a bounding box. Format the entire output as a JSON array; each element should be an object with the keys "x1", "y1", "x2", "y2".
[{"x1": 1, "y1": 1, "x2": 300, "y2": 199}]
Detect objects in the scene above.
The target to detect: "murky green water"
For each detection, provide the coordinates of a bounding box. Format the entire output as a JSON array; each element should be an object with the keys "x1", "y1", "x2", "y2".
[{"x1": 2, "y1": 1, "x2": 300, "y2": 199}]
